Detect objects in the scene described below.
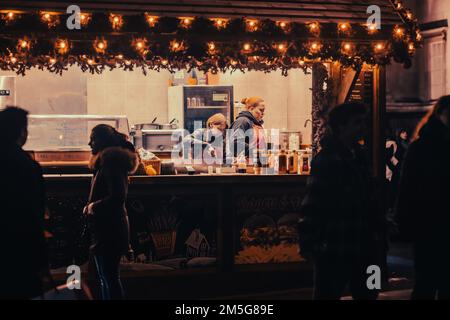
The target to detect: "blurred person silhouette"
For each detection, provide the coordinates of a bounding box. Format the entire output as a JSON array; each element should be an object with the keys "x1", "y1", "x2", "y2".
[
  {"x1": 396, "y1": 95, "x2": 450, "y2": 300},
  {"x1": 298, "y1": 102, "x2": 386, "y2": 300},
  {"x1": 0, "y1": 106, "x2": 49, "y2": 299}
]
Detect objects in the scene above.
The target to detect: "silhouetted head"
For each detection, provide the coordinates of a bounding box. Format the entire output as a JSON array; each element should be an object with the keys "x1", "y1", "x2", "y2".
[
  {"x1": 89, "y1": 124, "x2": 130, "y2": 155},
  {"x1": 397, "y1": 128, "x2": 408, "y2": 142},
  {"x1": 434, "y1": 95, "x2": 450, "y2": 127},
  {"x1": 413, "y1": 95, "x2": 450, "y2": 140},
  {"x1": 327, "y1": 102, "x2": 368, "y2": 145},
  {"x1": 0, "y1": 106, "x2": 29, "y2": 147}
]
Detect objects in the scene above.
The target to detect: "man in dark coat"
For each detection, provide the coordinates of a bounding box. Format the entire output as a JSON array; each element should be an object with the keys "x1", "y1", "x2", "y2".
[
  {"x1": 0, "y1": 106, "x2": 48, "y2": 299},
  {"x1": 396, "y1": 95, "x2": 450, "y2": 300},
  {"x1": 298, "y1": 102, "x2": 385, "y2": 300}
]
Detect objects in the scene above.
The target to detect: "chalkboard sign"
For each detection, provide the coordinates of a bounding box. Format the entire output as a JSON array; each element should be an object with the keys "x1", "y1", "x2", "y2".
[{"x1": 348, "y1": 70, "x2": 374, "y2": 106}]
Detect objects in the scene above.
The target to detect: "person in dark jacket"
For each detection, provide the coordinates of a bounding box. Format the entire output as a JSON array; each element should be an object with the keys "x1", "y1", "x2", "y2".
[
  {"x1": 84, "y1": 124, "x2": 139, "y2": 300},
  {"x1": 395, "y1": 128, "x2": 410, "y2": 166},
  {"x1": 396, "y1": 95, "x2": 450, "y2": 300},
  {"x1": 0, "y1": 106, "x2": 48, "y2": 299},
  {"x1": 229, "y1": 97, "x2": 266, "y2": 163},
  {"x1": 298, "y1": 102, "x2": 385, "y2": 300}
]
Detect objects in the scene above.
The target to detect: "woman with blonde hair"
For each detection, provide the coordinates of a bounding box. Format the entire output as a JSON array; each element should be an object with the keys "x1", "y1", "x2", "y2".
[
  {"x1": 229, "y1": 97, "x2": 266, "y2": 160},
  {"x1": 182, "y1": 113, "x2": 228, "y2": 164}
]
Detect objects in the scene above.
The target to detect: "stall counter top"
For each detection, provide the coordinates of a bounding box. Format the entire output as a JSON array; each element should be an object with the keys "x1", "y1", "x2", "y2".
[{"x1": 43, "y1": 173, "x2": 310, "y2": 185}]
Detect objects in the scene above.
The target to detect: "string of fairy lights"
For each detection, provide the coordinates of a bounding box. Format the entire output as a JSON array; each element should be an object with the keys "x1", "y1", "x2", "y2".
[{"x1": 0, "y1": 0, "x2": 422, "y2": 75}]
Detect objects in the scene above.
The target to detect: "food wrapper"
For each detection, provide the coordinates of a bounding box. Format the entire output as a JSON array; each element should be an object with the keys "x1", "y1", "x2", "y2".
[{"x1": 138, "y1": 148, "x2": 157, "y2": 161}]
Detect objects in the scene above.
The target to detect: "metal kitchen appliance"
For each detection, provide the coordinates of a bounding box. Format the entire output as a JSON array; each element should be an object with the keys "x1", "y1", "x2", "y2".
[
  {"x1": 168, "y1": 85, "x2": 234, "y2": 133},
  {"x1": 133, "y1": 129, "x2": 184, "y2": 153}
]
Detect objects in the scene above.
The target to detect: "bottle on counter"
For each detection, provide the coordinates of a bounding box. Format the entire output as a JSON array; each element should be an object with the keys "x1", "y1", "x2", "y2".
[
  {"x1": 299, "y1": 151, "x2": 310, "y2": 175},
  {"x1": 254, "y1": 150, "x2": 263, "y2": 175},
  {"x1": 278, "y1": 149, "x2": 287, "y2": 175},
  {"x1": 272, "y1": 150, "x2": 279, "y2": 175},
  {"x1": 288, "y1": 150, "x2": 299, "y2": 174},
  {"x1": 188, "y1": 70, "x2": 198, "y2": 85},
  {"x1": 237, "y1": 155, "x2": 247, "y2": 174}
]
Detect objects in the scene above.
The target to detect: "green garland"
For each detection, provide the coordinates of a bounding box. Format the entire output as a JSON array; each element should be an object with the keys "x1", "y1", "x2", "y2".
[{"x1": 0, "y1": 1, "x2": 422, "y2": 75}]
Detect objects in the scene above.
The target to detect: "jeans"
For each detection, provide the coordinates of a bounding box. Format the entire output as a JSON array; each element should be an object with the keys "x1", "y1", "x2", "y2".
[{"x1": 93, "y1": 254, "x2": 124, "y2": 300}]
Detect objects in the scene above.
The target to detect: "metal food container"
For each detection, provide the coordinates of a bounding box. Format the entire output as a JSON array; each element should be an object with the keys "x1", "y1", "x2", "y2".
[{"x1": 138, "y1": 129, "x2": 184, "y2": 153}]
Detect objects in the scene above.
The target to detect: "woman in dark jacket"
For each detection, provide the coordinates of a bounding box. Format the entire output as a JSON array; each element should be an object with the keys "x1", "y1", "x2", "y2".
[
  {"x1": 84, "y1": 124, "x2": 139, "y2": 300},
  {"x1": 396, "y1": 95, "x2": 450, "y2": 300},
  {"x1": 229, "y1": 97, "x2": 266, "y2": 162}
]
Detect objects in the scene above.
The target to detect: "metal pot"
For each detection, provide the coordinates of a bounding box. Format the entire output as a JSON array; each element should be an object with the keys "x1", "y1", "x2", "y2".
[
  {"x1": 134, "y1": 123, "x2": 161, "y2": 130},
  {"x1": 134, "y1": 117, "x2": 161, "y2": 130},
  {"x1": 160, "y1": 118, "x2": 178, "y2": 130}
]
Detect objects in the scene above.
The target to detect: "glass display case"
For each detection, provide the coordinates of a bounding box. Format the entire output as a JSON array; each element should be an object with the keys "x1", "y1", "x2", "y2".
[{"x1": 24, "y1": 115, "x2": 130, "y2": 171}]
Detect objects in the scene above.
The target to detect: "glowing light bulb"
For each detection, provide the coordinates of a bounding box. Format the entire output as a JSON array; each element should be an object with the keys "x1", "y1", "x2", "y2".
[
  {"x1": 113, "y1": 16, "x2": 119, "y2": 23},
  {"x1": 309, "y1": 22, "x2": 319, "y2": 31},
  {"x1": 279, "y1": 22, "x2": 287, "y2": 28},
  {"x1": 137, "y1": 41, "x2": 143, "y2": 49},
  {"x1": 395, "y1": 27, "x2": 404, "y2": 36},
  {"x1": 7, "y1": 12, "x2": 14, "y2": 19},
  {"x1": 278, "y1": 44, "x2": 285, "y2": 51},
  {"x1": 368, "y1": 23, "x2": 378, "y2": 33},
  {"x1": 208, "y1": 42, "x2": 216, "y2": 51},
  {"x1": 243, "y1": 43, "x2": 251, "y2": 51},
  {"x1": 343, "y1": 43, "x2": 351, "y2": 51},
  {"x1": 49, "y1": 58, "x2": 56, "y2": 64},
  {"x1": 117, "y1": 54, "x2": 123, "y2": 59},
  {"x1": 20, "y1": 40, "x2": 28, "y2": 48},
  {"x1": 339, "y1": 23, "x2": 350, "y2": 31},
  {"x1": 161, "y1": 59, "x2": 168, "y2": 65},
  {"x1": 44, "y1": 13, "x2": 50, "y2": 20},
  {"x1": 87, "y1": 59, "x2": 94, "y2": 65},
  {"x1": 375, "y1": 43, "x2": 384, "y2": 51},
  {"x1": 98, "y1": 42, "x2": 105, "y2": 49},
  {"x1": 10, "y1": 57, "x2": 17, "y2": 63},
  {"x1": 59, "y1": 41, "x2": 66, "y2": 49}
]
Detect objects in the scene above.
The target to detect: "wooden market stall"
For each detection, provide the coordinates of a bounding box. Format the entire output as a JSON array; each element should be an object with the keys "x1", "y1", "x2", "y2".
[{"x1": 0, "y1": 0, "x2": 421, "y2": 298}]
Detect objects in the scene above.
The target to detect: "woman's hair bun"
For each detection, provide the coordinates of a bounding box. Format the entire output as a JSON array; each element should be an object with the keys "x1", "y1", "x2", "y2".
[{"x1": 241, "y1": 97, "x2": 248, "y2": 105}]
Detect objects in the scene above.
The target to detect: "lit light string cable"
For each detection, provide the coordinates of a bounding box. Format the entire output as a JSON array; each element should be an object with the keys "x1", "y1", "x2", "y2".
[{"x1": 0, "y1": 1, "x2": 422, "y2": 75}]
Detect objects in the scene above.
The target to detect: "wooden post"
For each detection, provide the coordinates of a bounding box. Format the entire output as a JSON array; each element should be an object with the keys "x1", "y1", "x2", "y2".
[{"x1": 373, "y1": 65, "x2": 386, "y2": 183}]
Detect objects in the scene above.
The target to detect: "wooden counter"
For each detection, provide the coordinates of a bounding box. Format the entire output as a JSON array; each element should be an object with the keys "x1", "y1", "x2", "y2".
[{"x1": 44, "y1": 174, "x2": 312, "y2": 298}]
